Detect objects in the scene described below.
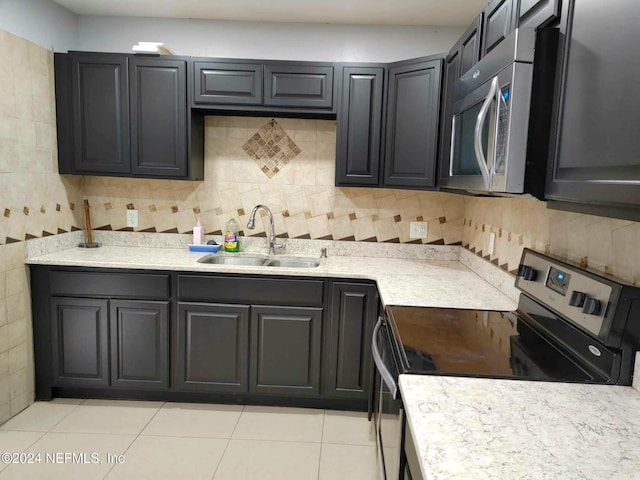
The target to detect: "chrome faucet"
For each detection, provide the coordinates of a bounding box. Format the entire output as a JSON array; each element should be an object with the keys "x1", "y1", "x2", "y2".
[{"x1": 246, "y1": 205, "x2": 286, "y2": 255}]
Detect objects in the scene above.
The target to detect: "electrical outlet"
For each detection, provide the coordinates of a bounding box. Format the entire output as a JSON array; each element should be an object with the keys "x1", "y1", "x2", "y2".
[
  {"x1": 488, "y1": 231, "x2": 496, "y2": 256},
  {"x1": 409, "y1": 221, "x2": 428, "y2": 239},
  {"x1": 126, "y1": 209, "x2": 138, "y2": 228}
]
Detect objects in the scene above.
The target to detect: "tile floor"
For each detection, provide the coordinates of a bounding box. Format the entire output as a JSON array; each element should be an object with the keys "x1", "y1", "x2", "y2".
[{"x1": 0, "y1": 399, "x2": 381, "y2": 480}]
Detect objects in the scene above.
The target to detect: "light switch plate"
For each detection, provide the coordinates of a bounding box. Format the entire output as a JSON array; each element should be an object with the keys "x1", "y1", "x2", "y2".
[
  {"x1": 409, "y1": 221, "x2": 428, "y2": 239},
  {"x1": 126, "y1": 209, "x2": 138, "y2": 228}
]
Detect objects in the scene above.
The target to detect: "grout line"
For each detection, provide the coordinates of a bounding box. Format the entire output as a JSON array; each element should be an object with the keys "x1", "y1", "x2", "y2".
[
  {"x1": 101, "y1": 401, "x2": 166, "y2": 480},
  {"x1": 317, "y1": 411, "x2": 326, "y2": 480},
  {"x1": 210, "y1": 405, "x2": 245, "y2": 480}
]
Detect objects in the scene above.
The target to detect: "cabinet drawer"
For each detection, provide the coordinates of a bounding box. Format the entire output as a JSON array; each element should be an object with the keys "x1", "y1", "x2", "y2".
[
  {"x1": 193, "y1": 61, "x2": 263, "y2": 105},
  {"x1": 49, "y1": 271, "x2": 170, "y2": 299},
  {"x1": 178, "y1": 275, "x2": 324, "y2": 306},
  {"x1": 264, "y1": 64, "x2": 334, "y2": 109}
]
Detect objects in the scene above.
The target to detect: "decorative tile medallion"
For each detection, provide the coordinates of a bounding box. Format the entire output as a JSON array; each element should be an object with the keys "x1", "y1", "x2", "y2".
[{"x1": 242, "y1": 119, "x2": 301, "y2": 179}]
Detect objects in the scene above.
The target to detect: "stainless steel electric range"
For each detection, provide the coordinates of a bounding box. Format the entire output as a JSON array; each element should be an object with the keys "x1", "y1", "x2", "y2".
[{"x1": 372, "y1": 248, "x2": 640, "y2": 480}]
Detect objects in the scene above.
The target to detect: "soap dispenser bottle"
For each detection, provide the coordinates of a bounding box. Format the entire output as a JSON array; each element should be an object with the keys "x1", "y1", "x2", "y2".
[
  {"x1": 192, "y1": 217, "x2": 204, "y2": 245},
  {"x1": 224, "y1": 218, "x2": 240, "y2": 252}
]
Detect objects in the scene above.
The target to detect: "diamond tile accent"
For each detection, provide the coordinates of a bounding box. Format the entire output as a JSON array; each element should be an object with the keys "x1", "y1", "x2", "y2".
[{"x1": 242, "y1": 119, "x2": 301, "y2": 179}]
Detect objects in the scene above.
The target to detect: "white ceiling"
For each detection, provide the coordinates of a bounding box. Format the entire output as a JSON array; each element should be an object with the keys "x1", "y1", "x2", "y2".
[{"x1": 51, "y1": 0, "x2": 485, "y2": 27}]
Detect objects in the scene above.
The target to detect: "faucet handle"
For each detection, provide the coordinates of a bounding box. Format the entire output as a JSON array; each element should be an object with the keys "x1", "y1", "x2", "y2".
[{"x1": 274, "y1": 238, "x2": 287, "y2": 252}]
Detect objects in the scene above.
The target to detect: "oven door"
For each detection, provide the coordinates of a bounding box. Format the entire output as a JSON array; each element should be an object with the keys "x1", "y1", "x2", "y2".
[
  {"x1": 445, "y1": 62, "x2": 532, "y2": 194},
  {"x1": 372, "y1": 316, "x2": 404, "y2": 480}
]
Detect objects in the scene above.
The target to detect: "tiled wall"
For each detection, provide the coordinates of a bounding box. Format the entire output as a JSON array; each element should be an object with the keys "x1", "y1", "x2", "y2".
[
  {"x1": 0, "y1": 29, "x2": 83, "y2": 422},
  {"x1": 463, "y1": 196, "x2": 640, "y2": 286},
  {"x1": 82, "y1": 116, "x2": 466, "y2": 246}
]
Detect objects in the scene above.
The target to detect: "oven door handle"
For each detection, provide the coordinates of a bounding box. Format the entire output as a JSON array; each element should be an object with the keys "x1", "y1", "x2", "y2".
[
  {"x1": 372, "y1": 316, "x2": 398, "y2": 399},
  {"x1": 473, "y1": 76, "x2": 498, "y2": 190}
]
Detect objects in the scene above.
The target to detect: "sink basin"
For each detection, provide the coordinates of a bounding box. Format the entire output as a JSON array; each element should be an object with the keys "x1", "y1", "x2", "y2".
[
  {"x1": 197, "y1": 254, "x2": 267, "y2": 266},
  {"x1": 265, "y1": 258, "x2": 321, "y2": 268},
  {"x1": 197, "y1": 254, "x2": 320, "y2": 268}
]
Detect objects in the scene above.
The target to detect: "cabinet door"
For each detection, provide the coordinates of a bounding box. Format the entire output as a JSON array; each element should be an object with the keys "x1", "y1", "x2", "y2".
[
  {"x1": 51, "y1": 298, "x2": 109, "y2": 387},
  {"x1": 175, "y1": 303, "x2": 250, "y2": 393},
  {"x1": 250, "y1": 306, "x2": 322, "y2": 396},
  {"x1": 481, "y1": 0, "x2": 516, "y2": 57},
  {"x1": 384, "y1": 57, "x2": 443, "y2": 188},
  {"x1": 459, "y1": 15, "x2": 483, "y2": 78},
  {"x1": 325, "y1": 283, "x2": 378, "y2": 399},
  {"x1": 70, "y1": 54, "x2": 130, "y2": 174},
  {"x1": 110, "y1": 300, "x2": 169, "y2": 389},
  {"x1": 130, "y1": 57, "x2": 187, "y2": 177},
  {"x1": 336, "y1": 66, "x2": 384, "y2": 186},
  {"x1": 516, "y1": 0, "x2": 560, "y2": 29},
  {"x1": 546, "y1": 0, "x2": 640, "y2": 217},
  {"x1": 264, "y1": 64, "x2": 334, "y2": 109},
  {"x1": 438, "y1": 48, "x2": 461, "y2": 186},
  {"x1": 193, "y1": 61, "x2": 263, "y2": 105}
]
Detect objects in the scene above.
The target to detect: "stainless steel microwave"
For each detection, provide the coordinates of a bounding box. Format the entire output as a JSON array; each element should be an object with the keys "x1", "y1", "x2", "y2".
[{"x1": 441, "y1": 28, "x2": 552, "y2": 195}]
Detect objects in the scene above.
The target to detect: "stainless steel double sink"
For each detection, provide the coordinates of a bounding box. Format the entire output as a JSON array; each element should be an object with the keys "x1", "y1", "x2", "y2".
[{"x1": 197, "y1": 253, "x2": 321, "y2": 269}]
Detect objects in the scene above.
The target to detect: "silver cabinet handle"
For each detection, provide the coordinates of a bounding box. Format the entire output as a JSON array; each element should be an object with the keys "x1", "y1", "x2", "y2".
[
  {"x1": 474, "y1": 76, "x2": 498, "y2": 190},
  {"x1": 371, "y1": 316, "x2": 398, "y2": 399}
]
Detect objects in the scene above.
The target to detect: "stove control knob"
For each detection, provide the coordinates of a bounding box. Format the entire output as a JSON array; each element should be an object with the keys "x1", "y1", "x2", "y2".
[
  {"x1": 517, "y1": 264, "x2": 537, "y2": 281},
  {"x1": 569, "y1": 291, "x2": 587, "y2": 307},
  {"x1": 582, "y1": 297, "x2": 602, "y2": 316}
]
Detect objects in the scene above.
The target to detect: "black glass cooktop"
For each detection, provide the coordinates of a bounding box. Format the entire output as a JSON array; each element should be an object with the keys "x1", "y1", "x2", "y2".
[{"x1": 385, "y1": 305, "x2": 610, "y2": 383}]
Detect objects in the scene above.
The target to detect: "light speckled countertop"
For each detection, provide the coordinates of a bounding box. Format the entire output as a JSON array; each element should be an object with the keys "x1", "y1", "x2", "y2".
[
  {"x1": 26, "y1": 240, "x2": 518, "y2": 310},
  {"x1": 400, "y1": 375, "x2": 640, "y2": 480}
]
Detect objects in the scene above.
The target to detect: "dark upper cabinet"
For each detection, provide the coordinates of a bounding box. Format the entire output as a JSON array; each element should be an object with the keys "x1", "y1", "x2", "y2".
[
  {"x1": 66, "y1": 54, "x2": 130, "y2": 174},
  {"x1": 459, "y1": 15, "x2": 483, "y2": 78},
  {"x1": 250, "y1": 305, "x2": 322, "y2": 397},
  {"x1": 516, "y1": 0, "x2": 561, "y2": 29},
  {"x1": 130, "y1": 57, "x2": 188, "y2": 177},
  {"x1": 193, "y1": 61, "x2": 263, "y2": 105},
  {"x1": 264, "y1": 64, "x2": 334, "y2": 110},
  {"x1": 54, "y1": 53, "x2": 203, "y2": 179},
  {"x1": 546, "y1": 0, "x2": 640, "y2": 220},
  {"x1": 175, "y1": 302, "x2": 250, "y2": 393},
  {"x1": 335, "y1": 66, "x2": 385, "y2": 186},
  {"x1": 110, "y1": 300, "x2": 169, "y2": 389},
  {"x1": 384, "y1": 56, "x2": 443, "y2": 189},
  {"x1": 325, "y1": 282, "x2": 378, "y2": 400},
  {"x1": 481, "y1": 0, "x2": 517, "y2": 57},
  {"x1": 51, "y1": 297, "x2": 109, "y2": 388}
]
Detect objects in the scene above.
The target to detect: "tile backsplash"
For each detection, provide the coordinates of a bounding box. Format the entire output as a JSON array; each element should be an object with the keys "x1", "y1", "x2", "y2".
[
  {"x1": 81, "y1": 116, "x2": 466, "y2": 246},
  {"x1": 0, "y1": 29, "x2": 84, "y2": 422},
  {"x1": 463, "y1": 196, "x2": 640, "y2": 286}
]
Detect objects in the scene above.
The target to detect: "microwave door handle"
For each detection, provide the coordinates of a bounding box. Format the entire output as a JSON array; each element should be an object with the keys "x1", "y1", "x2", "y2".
[
  {"x1": 474, "y1": 76, "x2": 498, "y2": 189},
  {"x1": 371, "y1": 316, "x2": 398, "y2": 399}
]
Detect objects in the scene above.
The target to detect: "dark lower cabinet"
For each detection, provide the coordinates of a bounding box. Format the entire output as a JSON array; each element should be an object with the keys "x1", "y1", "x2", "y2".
[
  {"x1": 250, "y1": 305, "x2": 322, "y2": 397},
  {"x1": 325, "y1": 282, "x2": 378, "y2": 400},
  {"x1": 384, "y1": 56, "x2": 443, "y2": 189},
  {"x1": 130, "y1": 57, "x2": 188, "y2": 177},
  {"x1": 335, "y1": 66, "x2": 384, "y2": 186},
  {"x1": 110, "y1": 300, "x2": 169, "y2": 389},
  {"x1": 546, "y1": 0, "x2": 640, "y2": 220},
  {"x1": 175, "y1": 302, "x2": 250, "y2": 393},
  {"x1": 51, "y1": 298, "x2": 109, "y2": 388}
]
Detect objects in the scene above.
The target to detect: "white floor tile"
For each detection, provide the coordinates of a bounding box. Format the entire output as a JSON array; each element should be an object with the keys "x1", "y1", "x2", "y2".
[
  {"x1": 0, "y1": 399, "x2": 83, "y2": 432},
  {"x1": 0, "y1": 432, "x2": 136, "y2": 480},
  {"x1": 232, "y1": 405, "x2": 324, "y2": 442},
  {"x1": 141, "y1": 402, "x2": 243, "y2": 439},
  {"x1": 0, "y1": 431, "x2": 45, "y2": 472},
  {"x1": 322, "y1": 410, "x2": 377, "y2": 446},
  {"x1": 213, "y1": 439, "x2": 321, "y2": 480},
  {"x1": 50, "y1": 400, "x2": 163, "y2": 435},
  {"x1": 319, "y1": 443, "x2": 381, "y2": 480},
  {"x1": 105, "y1": 435, "x2": 228, "y2": 480}
]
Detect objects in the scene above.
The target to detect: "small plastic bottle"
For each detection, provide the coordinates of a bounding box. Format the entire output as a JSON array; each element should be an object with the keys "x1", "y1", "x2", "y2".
[
  {"x1": 192, "y1": 217, "x2": 203, "y2": 245},
  {"x1": 224, "y1": 218, "x2": 240, "y2": 252}
]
